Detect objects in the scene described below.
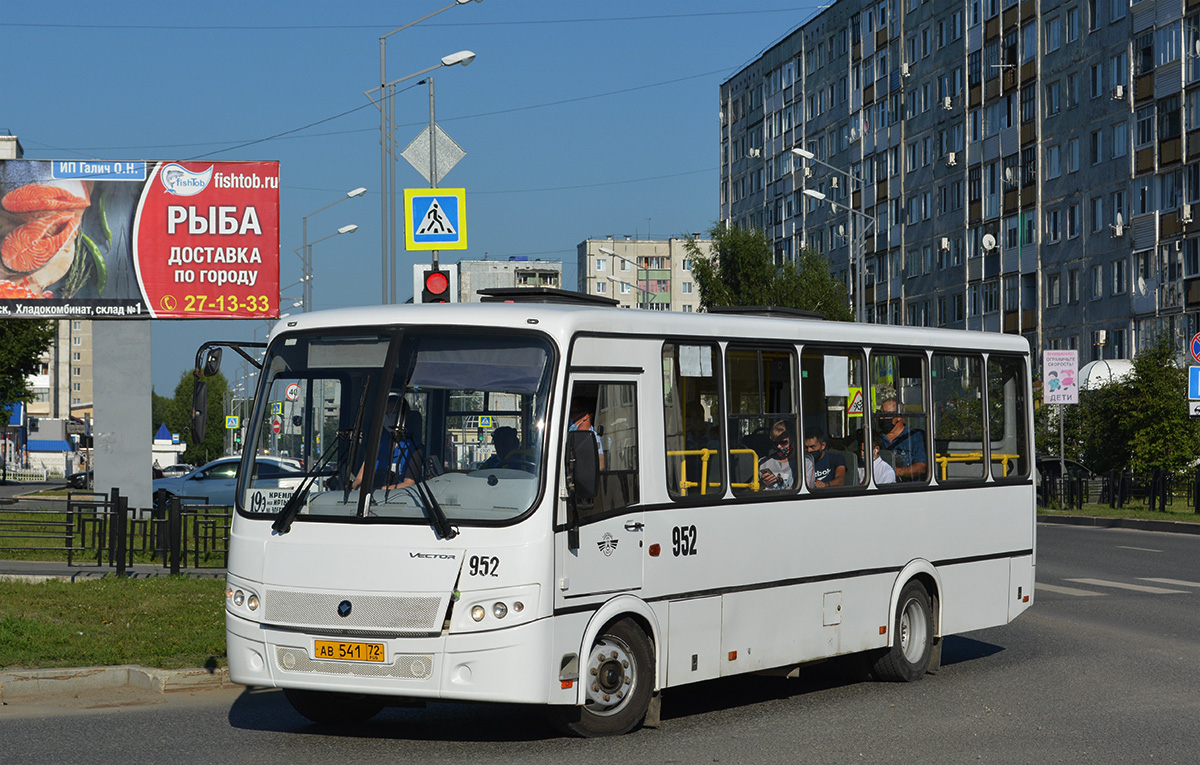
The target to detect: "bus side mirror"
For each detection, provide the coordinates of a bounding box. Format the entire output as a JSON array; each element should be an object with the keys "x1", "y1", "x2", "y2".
[
  {"x1": 202, "y1": 347, "x2": 222, "y2": 376},
  {"x1": 191, "y1": 379, "x2": 208, "y2": 443},
  {"x1": 567, "y1": 430, "x2": 599, "y2": 500}
]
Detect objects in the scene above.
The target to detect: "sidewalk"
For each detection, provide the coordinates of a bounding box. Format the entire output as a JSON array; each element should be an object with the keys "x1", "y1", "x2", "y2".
[{"x1": 0, "y1": 557, "x2": 226, "y2": 583}]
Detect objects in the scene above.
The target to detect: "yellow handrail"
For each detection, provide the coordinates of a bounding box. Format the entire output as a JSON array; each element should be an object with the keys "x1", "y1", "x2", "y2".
[
  {"x1": 934, "y1": 452, "x2": 1020, "y2": 480},
  {"x1": 667, "y1": 447, "x2": 761, "y2": 494}
]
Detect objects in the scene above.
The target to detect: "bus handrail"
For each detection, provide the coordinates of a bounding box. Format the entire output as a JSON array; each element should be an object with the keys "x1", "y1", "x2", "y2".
[
  {"x1": 934, "y1": 451, "x2": 1020, "y2": 480},
  {"x1": 666, "y1": 448, "x2": 761, "y2": 494}
]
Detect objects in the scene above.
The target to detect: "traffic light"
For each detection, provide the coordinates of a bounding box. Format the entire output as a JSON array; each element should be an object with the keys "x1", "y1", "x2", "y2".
[{"x1": 423, "y1": 268, "x2": 451, "y2": 303}]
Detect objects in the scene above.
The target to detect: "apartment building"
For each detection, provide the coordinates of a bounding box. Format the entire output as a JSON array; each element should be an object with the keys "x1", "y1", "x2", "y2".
[
  {"x1": 457, "y1": 258, "x2": 562, "y2": 302},
  {"x1": 721, "y1": 0, "x2": 1200, "y2": 363},
  {"x1": 576, "y1": 237, "x2": 709, "y2": 312},
  {"x1": 27, "y1": 319, "x2": 94, "y2": 420}
]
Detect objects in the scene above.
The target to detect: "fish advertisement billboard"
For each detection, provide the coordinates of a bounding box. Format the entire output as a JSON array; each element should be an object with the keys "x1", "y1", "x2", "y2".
[{"x1": 0, "y1": 159, "x2": 279, "y2": 319}]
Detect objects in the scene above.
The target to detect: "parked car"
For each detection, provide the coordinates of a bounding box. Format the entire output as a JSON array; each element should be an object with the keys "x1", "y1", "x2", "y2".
[
  {"x1": 160, "y1": 463, "x2": 194, "y2": 478},
  {"x1": 66, "y1": 470, "x2": 93, "y2": 489},
  {"x1": 1035, "y1": 455, "x2": 1094, "y2": 480},
  {"x1": 151, "y1": 456, "x2": 303, "y2": 507}
]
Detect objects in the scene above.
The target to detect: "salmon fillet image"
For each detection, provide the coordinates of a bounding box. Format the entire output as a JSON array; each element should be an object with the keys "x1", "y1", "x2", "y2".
[
  {"x1": 2, "y1": 182, "x2": 90, "y2": 213},
  {"x1": 1, "y1": 211, "x2": 82, "y2": 273}
]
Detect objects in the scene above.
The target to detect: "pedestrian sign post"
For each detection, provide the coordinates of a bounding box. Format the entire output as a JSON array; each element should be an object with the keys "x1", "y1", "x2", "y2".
[
  {"x1": 405, "y1": 188, "x2": 467, "y2": 250},
  {"x1": 1191, "y1": 332, "x2": 1200, "y2": 363},
  {"x1": 226, "y1": 415, "x2": 239, "y2": 430},
  {"x1": 1190, "y1": 366, "x2": 1200, "y2": 399}
]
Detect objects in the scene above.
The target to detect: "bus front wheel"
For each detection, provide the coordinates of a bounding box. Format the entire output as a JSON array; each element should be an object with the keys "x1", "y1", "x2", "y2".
[
  {"x1": 553, "y1": 618, "x2": 654, "y2": 737},
  {"x1": 283, "y1": 688, "x2": 385, "y2": 725},
  {"x1": 872, "y1": 580, "x2": 934, "y2": 682}
]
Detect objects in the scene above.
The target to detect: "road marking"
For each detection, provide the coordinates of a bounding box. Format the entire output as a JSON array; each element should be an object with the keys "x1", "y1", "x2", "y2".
[
  {"x1": 1116, "y1": 546, "x2": 1162, "y2": 553},
  {"x1": 1139, "y1": 577, "x2": 1200, "y2": 588},
  {"x1": 1066, "y1": 578, "x2": 1187, "y2": 594},
  {"x1": 1036, "y1": 583, "x2": 1104, "y2": 597}
]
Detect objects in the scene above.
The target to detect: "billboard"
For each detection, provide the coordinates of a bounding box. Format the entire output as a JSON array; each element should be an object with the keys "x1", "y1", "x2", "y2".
[{"x1": 0, "y1": 159, "x2": 279, "y2": 319}]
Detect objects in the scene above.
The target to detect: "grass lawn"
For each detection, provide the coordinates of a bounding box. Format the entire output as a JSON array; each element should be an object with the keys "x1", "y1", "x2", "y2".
[
  {"x1": 1038, "y1": 498, "x2": 1200, "y2": 524},
  {"x1": 0, "y1": 576, "x2": 226, "y2": 670}
]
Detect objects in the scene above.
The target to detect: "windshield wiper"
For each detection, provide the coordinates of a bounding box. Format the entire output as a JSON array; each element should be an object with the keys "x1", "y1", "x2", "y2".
[{"x1": 272, "y1": 383, "x2": 370, "y2": 535}]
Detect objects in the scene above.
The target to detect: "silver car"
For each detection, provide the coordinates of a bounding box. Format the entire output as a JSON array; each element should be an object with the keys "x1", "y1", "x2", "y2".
[{"x1": 151, "y1": 457, "x2": 302, "y2": 507}]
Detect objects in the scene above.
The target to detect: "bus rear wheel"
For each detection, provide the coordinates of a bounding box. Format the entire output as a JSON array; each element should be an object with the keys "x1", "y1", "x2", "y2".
[
  {"x1": 872, "y1": 580, "x2": 934, "y2": 682},
  {"x1": 553, "y1": 618, "x2": 654, "y2": 737},
  {"x1": 283, "y1": 688, "x2": 385, "y2": 725}
]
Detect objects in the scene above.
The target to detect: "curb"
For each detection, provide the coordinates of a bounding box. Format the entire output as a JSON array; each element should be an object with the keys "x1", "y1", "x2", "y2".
[
  {"x1": 1038, "y1": 514, "x2": 1200, "y2": 535},
  {"x1": 0, "y1": 665, "x2": 235, "y2": 700}
]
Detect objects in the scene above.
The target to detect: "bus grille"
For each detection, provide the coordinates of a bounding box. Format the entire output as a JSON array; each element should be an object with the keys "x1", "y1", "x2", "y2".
[
  {"x1": 275, "y1": 647, "x2": 433, "y2": 679},
  {"x1": 264, "y1": 589, "x2": 444, "y2": 633}
]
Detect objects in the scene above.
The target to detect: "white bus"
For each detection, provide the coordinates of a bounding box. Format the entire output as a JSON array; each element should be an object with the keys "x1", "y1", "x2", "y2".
[{"x1": 207, "y1": 289, "x2": 1034, "y2": 736}]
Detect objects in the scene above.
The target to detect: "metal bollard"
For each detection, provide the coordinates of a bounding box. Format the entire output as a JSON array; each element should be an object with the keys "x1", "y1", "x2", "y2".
[
  {"x1": 113, "y1": 489, "x2": 128, "y2": 578},
  {"x1": 168, "y1": 493, "x2": 182, "y2": 576}
]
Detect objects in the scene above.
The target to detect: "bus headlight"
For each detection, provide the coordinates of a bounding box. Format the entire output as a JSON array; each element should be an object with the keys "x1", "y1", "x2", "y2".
[
  {"x1": 247, "y1": 594, "x2": 260, "y2": 611},
  {"x1": 233, "y1": 590, "x2": 245, "y2": 607},
  {"x1": 453, "y1": 585, "x2": 540, "y2": 633}
]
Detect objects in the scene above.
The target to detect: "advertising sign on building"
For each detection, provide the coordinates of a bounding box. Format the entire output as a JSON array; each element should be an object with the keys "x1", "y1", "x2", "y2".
[
  {"x1": 0, "y1": 159, "x2": 280, "y2": 319},
  {"x1": 1043, "y1": 350, "x2": 1079, "y2": 405}
]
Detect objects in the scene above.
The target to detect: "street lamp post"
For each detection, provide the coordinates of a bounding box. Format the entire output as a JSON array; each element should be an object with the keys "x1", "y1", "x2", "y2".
[
  {"x1": 598, "y1": 246, "x2": 647, "y2": 310},
  {"x1": 607, "y1": 275, "x2": 653, "y2": 307},
  {"x1": 803, "y1": 189, "x2": 876, "y2": 323},
  {"x1": 301, "y1": 187, "x2": 366, "y2": 311},
  {"x1": 291, "y1": 224, "x2": 359, "y2": 312}
]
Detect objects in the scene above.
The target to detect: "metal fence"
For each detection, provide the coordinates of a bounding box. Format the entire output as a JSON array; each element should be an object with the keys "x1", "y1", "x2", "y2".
[
  {"x1": 0, "y1": 489, "x2": 233, "y2": 573},
  {"x1": 1039, "y1": 468, "x2": 1200, "y2": 514}
]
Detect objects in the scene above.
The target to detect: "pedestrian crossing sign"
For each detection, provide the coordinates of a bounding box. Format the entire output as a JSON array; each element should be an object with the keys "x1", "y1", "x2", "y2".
[{"x1": 405, "y1": 188, "x2": 467, "y2": 250}]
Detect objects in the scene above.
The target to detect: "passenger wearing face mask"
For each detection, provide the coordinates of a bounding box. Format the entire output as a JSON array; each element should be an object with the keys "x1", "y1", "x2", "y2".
[
  {"x1": 804, "y1": 427, "x2": 846, "y2": 488},
  {"x1": 876, "y1": 395, "x2": 927, "y2": 481},
  {"x1": 758, "y1": 420, "x2": 813, "y2": 490}
]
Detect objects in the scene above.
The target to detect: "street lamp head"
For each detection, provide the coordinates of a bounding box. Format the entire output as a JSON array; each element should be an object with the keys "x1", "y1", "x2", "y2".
[
  {"x1": 598, "y1": 247, "x2": 615, "y2": 255},
  {"x1": 792, "y1": 147, "x2": 815, "y2": 160},
  {"x1": 442, "y1": 50, "x2": 476, "y2": 67},
  {"x1": 803, "y1": 189, "x2": 827, "y2": 201},
  {"x1": 346, "y1": 187, "x2": 367, "y2": 198},
  {"x1": 338, "y1": 224, "x2": 359, "y2": 235}
]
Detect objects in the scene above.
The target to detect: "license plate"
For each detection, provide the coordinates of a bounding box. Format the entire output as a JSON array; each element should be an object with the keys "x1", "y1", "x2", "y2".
[{"x1": 313, "y1": 640, "x2": 386, "y2": 663}]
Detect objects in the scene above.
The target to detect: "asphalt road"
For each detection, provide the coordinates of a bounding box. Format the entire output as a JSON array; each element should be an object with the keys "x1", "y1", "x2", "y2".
[{"x1": 3, "y1": 523, "x2": 1199, "y2": 764}]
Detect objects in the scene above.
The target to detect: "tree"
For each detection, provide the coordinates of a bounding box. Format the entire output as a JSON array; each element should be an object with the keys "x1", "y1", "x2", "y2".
[
  {"x1": 164, "y1": 369, "x2": 229, "y2": 465},
  {"x1": 685, "y1": 223, "x2": 853, "y2": 321},
  {"x1": 1122, "y1": 333, "x2": 1200, "y2": 478},
  {"x1": 0, "y1": 320, "x2": 57, "y2": 428}
]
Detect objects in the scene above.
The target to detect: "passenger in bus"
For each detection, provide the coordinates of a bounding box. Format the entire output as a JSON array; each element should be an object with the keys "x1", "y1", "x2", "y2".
[
  {"x1": 479, "y1": 426, "x2": 521, "y2": 469},
  {"x1": 876, "y1": 396, "x2": 927, "y2": 481},
  {"x1": 805, "y1": 427, "x2": 846, "y2": 488},
  {"x1": 759, "y1": 421, "x2": 813, "y2": 490},
  {"x1": 569, "y1": 402, "x2": 605, "y2": 470},
  {"x1": 858, "y1": 436, "x2": 897, "y2": 485}
]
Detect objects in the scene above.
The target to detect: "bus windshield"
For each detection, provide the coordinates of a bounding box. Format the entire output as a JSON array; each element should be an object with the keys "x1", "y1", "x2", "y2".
[{"x1": 240, "y1": 329, "x2": 554, "y2": 527}]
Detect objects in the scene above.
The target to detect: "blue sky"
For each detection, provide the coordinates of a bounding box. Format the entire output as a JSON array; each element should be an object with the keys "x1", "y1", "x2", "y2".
[{"x1": 4, "y1": 1, "x2": 824, "y2": 394}]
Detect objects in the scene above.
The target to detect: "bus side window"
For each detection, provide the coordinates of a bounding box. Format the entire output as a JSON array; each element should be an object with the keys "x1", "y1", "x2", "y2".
[
  {"x1": 988, "y1": 355, "x2": 1030, "y2": 479},
  {"x1": 663, "y1": 343, "x2": 725, "y2": 500},
  {"x1": 932, "y1": 354, "x2": 986, "y2": 482},
  {"x1": 870, "y1": 353, "x2": 929, "y2": 483},
  {"x1": 569, "y1": 382, "x2": 640, "y2": 517},
  {"x1": 801, "y1": 348, "x2": 867, "y2": 486},
  {"x1": 726, "y1": 346, "x2": 798, "y2": 495}
]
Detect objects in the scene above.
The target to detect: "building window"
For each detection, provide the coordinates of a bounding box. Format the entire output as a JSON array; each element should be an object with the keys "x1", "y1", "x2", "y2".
[
  {"x1": 1091, "y1": 264, "x2": 1103, "y2": 298},
  {"x1": 1090, "y1": 197, "x2": 1105, "y2": 232},
  {"x1": 73, "y1": 336, "x2": 82, "y2": 346},
  {"x1": 1046, "y1": 144, "x2": 1061, "y2": 178},
  {"x1": 1112, "y1": 259, "x2": 1128, "y2": 295},
  {"x1": 1067, "y1": 138, "x2": 1079, "y2": 172},
  {"x1": 1112, "y1": 122, "x2": 1128, "y2": 157},
  {"x1": 1067, "y1": 204, "x2": 1080, "y2": 238},
  {"x1": 1048, "y1": 273, "x2": 1062, "y2": 306},
  {"x1": 595, "y1": 258, "x2": 607, "y2": 272},
  {"x1": 1090, "y1": 130, "x2": 1103, "y2": 164},
  {"x1": 595, "y1": 281, "x2": 607, "y2": 294},
  {"x1": 1046, "y1": 209, "x2": 1062, "y2": 243},
  {"x1": 72, "y1": 382, "x2": 81, "y2": 392},
  {"x1": 1068, "y1": 269, "x2": 1079, "y2": 304},
  {"x1": 681, "y1": 282, "x2": 693, "y2": 294}
]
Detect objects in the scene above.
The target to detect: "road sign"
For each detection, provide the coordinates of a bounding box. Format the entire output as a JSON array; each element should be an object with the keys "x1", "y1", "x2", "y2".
[
  {"x1": 271, "y1": 402, "x2": 283, "y2": 415},
  {"x1": 1190, "y1": 400, "x2": 1200, "y2": 418},
  {"x1": 285, "y1": 383, "x2": 300, "y2": 401},
  {"x1": 405, "y1": 188, "x2": 467, "y2": 250},
  {"x1": 1190, "y1": 366, "x2": 1200, "y2": 399},
  {"x1": 1043, "y1": 350, "x2": 1079, "y2": 405},
  {"x1": 479, "y1": 415, "x2": 494, "y2": 428},
  {"x1": 271, "y1": 416, "x2": 282, "y2": 435},
  {"x1": 1191, "y1": 333, "x2": 1200, "y2": 363},
  {"x1": 401, "y1": 124, "x2": 465, "y2": 185},
  {"x1": 225, "y1": 415, "x2": 239, "y2": 430}
]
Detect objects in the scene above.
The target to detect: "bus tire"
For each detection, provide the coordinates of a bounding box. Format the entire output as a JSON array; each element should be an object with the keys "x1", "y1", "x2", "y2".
[
  {"x1": 283, "y1": 688, "x2": 385, "y2": 725},
  {"x1": 553, "y1": 618, "x2": 654, "y2": 737},
  {"x1": 872, "y1": 580, "x2": 934, "y2": 683}
]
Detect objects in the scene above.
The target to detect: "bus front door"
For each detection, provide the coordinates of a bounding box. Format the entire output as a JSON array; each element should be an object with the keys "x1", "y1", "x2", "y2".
[{"x1": 560, "y1": 379, "x2": 643, "y2": 598}]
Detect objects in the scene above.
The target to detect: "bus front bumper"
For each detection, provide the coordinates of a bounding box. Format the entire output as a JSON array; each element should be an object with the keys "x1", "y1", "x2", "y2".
[{"x1": 226, "y1": 610, "x2": 557, "y2": 705}]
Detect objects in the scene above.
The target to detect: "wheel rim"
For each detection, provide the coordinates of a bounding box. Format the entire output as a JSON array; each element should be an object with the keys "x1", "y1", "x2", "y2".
[
  {"x1": 584, "y1": 634, "x2": 637, "y2": 716},
  {"x1": 898, "y1": 597, "x2": 929, "y2": 664}
]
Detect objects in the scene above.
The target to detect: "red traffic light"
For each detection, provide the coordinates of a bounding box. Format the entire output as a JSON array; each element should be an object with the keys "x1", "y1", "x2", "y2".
[{"x1": 423, "y1": 269, "x2": 451, "y2": 303}]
